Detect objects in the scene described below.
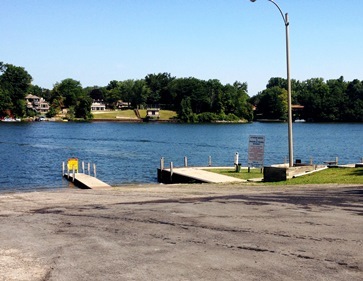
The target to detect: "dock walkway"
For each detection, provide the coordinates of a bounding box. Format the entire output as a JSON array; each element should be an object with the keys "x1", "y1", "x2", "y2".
[
  {"x1": 64, "y1": 173, "x2": 112, "y2": 189},
  {"x1": 159, "y1": 167, "x2": 246, "y2": 184}
]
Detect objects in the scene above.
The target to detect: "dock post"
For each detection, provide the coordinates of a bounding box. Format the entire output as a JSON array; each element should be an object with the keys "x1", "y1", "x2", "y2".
[
  {"x1": 62, "y1": 162, "x2": 65, "y2": 176},
  {"x1": 170, "y1": 162, "x2": 174, "y2": 183},
  {"x1": 184, "y1": 156, "x2": 188, "y2": 167},
  {"x1": 88, "y1": 163, "x2": 91, "y2": 176},
  {"x1": 72, "y1": 167, "x2": 75, "y2": 182},
  {"x1": 208, "y1": 156, "x2": 212, "y2": 167},
  {"x1": 361, "y1": 157, "x2": 363, "y2": 163},
  {"x1": 82, "y1": 161, "x2": 85, "y2": 174},
  {"x1": 234, "y1": 152, "x2": 239, "y2": 165},
  {"x1": 67, "y1": 166, "x2": 70, "y2": 179},
  {"x1": 310, "y1": 157, "x2": 313, "y2": 165},
  {"x1": 234, "y1": 152, "x2": 239, "y2": 172},
  {"x1": 160, "y1": 157, "x2": 164, "y2": 170},
  {"x1": 335, "y1": 157, "x2": 338, "y2": 165},
  {"x1": 93, "y1": 164, "x2": 97, "y2": 178}
]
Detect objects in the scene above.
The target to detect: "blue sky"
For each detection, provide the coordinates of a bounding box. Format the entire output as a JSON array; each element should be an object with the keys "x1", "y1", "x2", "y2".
[{"x1": 1, "y1": 0, "x2": 362, "y2": 96}]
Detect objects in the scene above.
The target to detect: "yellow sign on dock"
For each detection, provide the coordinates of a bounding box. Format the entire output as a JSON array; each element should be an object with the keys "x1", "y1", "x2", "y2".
[{"x1": 67, "y1": 158, "x2": 79, "y2": 172}]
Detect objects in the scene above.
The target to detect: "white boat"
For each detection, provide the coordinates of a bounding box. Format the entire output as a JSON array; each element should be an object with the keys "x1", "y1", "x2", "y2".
[
  {"x1": 294, "y1": 119, "x2": 306, "y2": 123},
  {"x1": 1, "y1": 117, "x2": 21, "y2": 122}
]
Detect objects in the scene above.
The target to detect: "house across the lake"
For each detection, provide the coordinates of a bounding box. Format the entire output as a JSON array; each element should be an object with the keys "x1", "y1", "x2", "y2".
[
  {"x1": 91, "y1": 100, "x2": 106, "y2": 111},
  {"x1": 25, "y1": 94, "x2": 50, "y2": 114},
  {"x1": 146, "y1": 105, "x2": 160, "y2": 120}
]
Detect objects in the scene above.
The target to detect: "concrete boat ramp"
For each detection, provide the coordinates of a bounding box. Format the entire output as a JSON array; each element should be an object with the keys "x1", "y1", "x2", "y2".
[
  {"x1": 64, "y1": 173, "x2": 112, "y2": 189},
  {"x1": 158, "y1": 167, "x2": 246, "y2": 184}
]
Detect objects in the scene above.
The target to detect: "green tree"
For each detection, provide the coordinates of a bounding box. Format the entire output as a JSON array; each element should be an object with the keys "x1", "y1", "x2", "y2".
[
  {"x1": 105, "y1": 80, "x2": 122, "y2": 108},
  {"x1": 266, "y1": 77, "x2": 287, "y2": 89},
  {"x1": 52, "y1": 79, "x2": 83, "y2": 108},
  {"x1": 145, "y1": 73, "x2": 174, "y2": 105},
  {"x1": 325, "y1": 76, "x2": 348, "y2": 121},
  {"x1": 119, "y1": 80, "x2": 135, "y2": 106},
  {"x1": 0, "y1": 62, "x2": 32, "y2": 117},
  {"x1": 131, "y1": 79, "x2": 150, "y2": 108},
  {"x1": 27, "y1": 85, "x2": 43, "y2": 97},
  {"x1": 254, "y1": 86, "x2": 287, "y2": 120},
  {"x1": 46, "y1": 106, "x2": 57, "y2": 118},
  {"x1": 86, "y1": 86, "x2": 106, "y2": 101},
  {"x1": 0, "y1": 88, "x2": 12, "y2": 116},
  {"x1": 178, "y1": 97, "x2": 196, "y2": 122},
  {"x1": 75, "y1": 96, "x2": 93, "y2": 120},
  {"x1": 297, "y1": 78, "x2": 329, "y2": 121},
  {"x1": 207, "y1": 79, "x2": 224, "y2": 114},
  {"x1": 222, "y1": 82, "x2": 253, "y2": 121},
  {"x1": 345, "y1": 79, "x2": 363, "y2": 121}
]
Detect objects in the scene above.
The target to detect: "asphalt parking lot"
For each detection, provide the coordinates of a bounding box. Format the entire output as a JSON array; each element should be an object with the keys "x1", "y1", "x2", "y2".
[{"x1": 0, "y1": 183, "x2": 362, "y2": 281}]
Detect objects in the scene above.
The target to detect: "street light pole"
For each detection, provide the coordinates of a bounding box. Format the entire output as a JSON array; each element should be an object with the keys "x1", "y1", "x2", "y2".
[{"x1": 250, "y1": 0, "x2": 294, "y2": 167}]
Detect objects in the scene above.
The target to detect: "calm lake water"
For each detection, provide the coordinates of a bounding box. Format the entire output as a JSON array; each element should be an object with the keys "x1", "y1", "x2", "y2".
[{"x1": 0, "y1": 122, "x2": 362, "y2": 192}]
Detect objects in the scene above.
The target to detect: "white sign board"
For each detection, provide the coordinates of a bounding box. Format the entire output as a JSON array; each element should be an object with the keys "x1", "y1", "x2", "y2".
[{"x1": 248, "y1": 135, "x2": 265, "y2": 168}]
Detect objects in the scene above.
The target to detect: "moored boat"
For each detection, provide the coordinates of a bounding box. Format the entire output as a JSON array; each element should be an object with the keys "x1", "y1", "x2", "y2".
[{"x1": 1, "y1": 117, "x2": 21, "y2": 122}]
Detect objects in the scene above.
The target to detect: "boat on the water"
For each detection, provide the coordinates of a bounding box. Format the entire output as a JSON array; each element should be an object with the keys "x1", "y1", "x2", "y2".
[{"x1": 1, "y1": 117, "x2": 21, "y2": 122}]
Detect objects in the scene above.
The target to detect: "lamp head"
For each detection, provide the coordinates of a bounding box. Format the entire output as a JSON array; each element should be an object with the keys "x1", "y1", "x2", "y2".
[{"x1": 250, "y1": 0, "x2": 257, "y2": 2}]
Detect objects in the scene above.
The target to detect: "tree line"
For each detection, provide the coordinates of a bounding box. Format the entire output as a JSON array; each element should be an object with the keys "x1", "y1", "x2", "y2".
[
  {"x1": 1, "y1": 62, "x2": 362, "y2": 122},
  {"x1": 251, "y1": 77, "x2": 363, "y2": 122}
]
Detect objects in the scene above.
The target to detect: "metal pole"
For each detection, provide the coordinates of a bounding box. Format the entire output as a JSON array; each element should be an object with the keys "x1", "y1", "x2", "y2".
[
  {"x1": 160, "y1": 157, "x2": 165, "y2": 170},
  {"x1": 93, "y1": 164, "x2": 97, "y2": 178},
  {"x1": 170, "y1": 162, "x2": 173, "y2": 183},
  {"x1": 285, "y1": 13, "x2": 293, "y2": 167},
  {"x1": 208, "y1": 156, "x2": 212, "y2": 167},
  {"x1": 250, "y1": 0, "x2": 294, "y2": 167},
  {"x1": 184, "y1": 156, "x2": 188, "y2": 167}
]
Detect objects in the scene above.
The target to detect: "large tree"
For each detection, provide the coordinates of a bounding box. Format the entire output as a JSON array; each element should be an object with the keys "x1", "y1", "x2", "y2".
[
  {"x1": 0, "y1": 62, "x2": 32, "y2": 117},
  {"x1": 253, "y1": 86, "x2": 288, "y2": 120},
  {"x1": 145, "y1": 73, "x2": 174, "y2": 105},
  {"x1": 51, "y1": 78, "x2": 91, "y2": 120},
  {"x1": 52, "y1": 78, "x2": 83, "y2": 108}
]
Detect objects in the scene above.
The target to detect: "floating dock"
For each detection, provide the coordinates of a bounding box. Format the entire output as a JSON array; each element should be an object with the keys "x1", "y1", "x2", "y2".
[
  {"x1": 64, "y1": 173, "x2": 112, "y2": 189},
  {"x1": 158, "y1": 167, "x2": 246, "y2": 184}
]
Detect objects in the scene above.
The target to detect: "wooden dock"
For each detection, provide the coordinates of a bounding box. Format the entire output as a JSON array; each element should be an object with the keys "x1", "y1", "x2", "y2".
[
  {"x1": 64, "y1": 173, "x2": 112, "y2": 189},
  {"x1": 158, "y1": 167, "x2": 246, "y2": 184}
]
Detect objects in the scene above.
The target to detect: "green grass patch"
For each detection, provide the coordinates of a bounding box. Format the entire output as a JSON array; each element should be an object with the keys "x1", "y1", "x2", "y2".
[
  {"x1": 206, "y1": 167, "x2": 363, "y2": 185},
  {"x1": 205, "y1": 168, "x2": 263, "y2": 181},
  {"x1": 138, "y1": 110, "x2": 177, "y2": 120},
  {"x1": 93, "y1": 109, "x2": 178, "y2": 120},
  {"x1": 92, "y1": 110, "x2": 137, "y2": 119},
  {"x1": 160, "y1": 110, "x2": 178, "y2": 120},
  {"x1": 279, "y1": 167, "x2": 363, "y2": 185}
]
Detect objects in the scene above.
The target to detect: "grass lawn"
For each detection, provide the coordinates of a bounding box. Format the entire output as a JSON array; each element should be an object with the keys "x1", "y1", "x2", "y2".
[
  {"x1": 205, "y1": 168, "x2": 264, "y2": 181},
  {"x1": 92, "y1": 110, "x2": 137, "y2": 119},
  {"x1": 93, "y1": 110, "x2": 178, "y2": 120},
  {"x1": 138, "y1": 110, "x2": 178, "y2": 120},
  {"x1": 206, "y1": 167, "x2": 363, "y2": 185}
]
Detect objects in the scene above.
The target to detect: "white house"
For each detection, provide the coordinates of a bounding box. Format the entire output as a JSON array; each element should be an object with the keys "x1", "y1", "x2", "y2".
[{"x1": 91, "y1": 100, "x2": 106, "y2": 111}]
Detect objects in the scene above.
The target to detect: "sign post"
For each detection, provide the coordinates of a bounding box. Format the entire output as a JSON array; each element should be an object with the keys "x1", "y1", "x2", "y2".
[
  {"x1": 67, "y1": 158, "x2": 79, "y2": 173},
  {"x1": 248, "y1": 135, "x2": 265, "y2": 170}
]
